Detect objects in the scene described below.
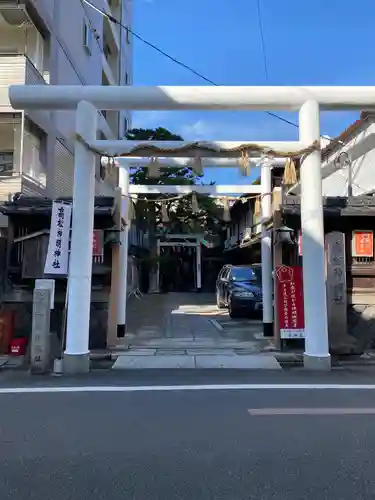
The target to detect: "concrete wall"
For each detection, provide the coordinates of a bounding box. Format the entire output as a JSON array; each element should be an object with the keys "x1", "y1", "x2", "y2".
[
  {"x1": 49, "y1": 0, "x2": 104, "y2": 138},
  {"x1": 322, "y1": 121, "x2": 375, "y2": 197},
  {"x1": 119, "y1": 0, "x2": 132, "y2": 137}
]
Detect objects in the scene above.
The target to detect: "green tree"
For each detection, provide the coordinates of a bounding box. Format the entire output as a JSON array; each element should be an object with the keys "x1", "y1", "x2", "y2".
[{"x1": 125, "y1": 127, "x2": 223, "y2": 291}]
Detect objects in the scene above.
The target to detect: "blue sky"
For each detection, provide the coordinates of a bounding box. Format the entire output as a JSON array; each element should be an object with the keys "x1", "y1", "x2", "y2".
[{"x1": 131, "y1": 0, "x2": 374, "y2": 184}]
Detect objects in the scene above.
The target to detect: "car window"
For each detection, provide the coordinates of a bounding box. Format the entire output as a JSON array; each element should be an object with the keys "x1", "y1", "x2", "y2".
[{"x1": 230, "y1": 267, "x2": 261, "y2": 282}]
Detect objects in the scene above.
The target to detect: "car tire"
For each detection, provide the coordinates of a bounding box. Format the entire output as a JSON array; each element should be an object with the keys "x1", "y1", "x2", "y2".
[
  {"x1": 216, "y1": 290, "x2": 225, "y2": 309},
  {"x1": 228, "y1": 298, "x2": 240, "y2": 318}
]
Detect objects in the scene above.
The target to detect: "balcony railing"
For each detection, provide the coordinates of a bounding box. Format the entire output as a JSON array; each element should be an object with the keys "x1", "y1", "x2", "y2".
[
  {"x1": 25, "y1": 56, "x2": 49, "y2": 85},
  {"x1": 0, "y1": 54, "x2": 48, "y2": 112}
]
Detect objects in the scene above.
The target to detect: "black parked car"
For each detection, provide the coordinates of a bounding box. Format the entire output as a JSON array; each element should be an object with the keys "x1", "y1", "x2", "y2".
[{"x1": 215, "y1": 264, "x2": 263, "y2": 318}]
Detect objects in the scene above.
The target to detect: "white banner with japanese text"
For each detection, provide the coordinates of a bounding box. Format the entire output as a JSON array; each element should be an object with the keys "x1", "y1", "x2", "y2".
[{"x1": 44, "y1": 202, "x2": 72, "y2": 275}]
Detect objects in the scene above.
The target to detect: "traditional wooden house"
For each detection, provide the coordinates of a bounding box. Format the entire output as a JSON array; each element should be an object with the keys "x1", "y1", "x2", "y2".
[
  {"x1": 223, "y1": 164, "x2": 286, "y2": 265},
  {"x1": 280, "y1": 113, "x2": 375, "y2": 354},
  {"x1": 280, "y1": 194, "x2": 375, "y2": 354},
  {"x1": 0, "y1": 195, "x2": 147, "y2": 352}
]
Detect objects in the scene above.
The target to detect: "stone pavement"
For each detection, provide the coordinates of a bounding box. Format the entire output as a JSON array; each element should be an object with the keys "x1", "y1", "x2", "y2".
[
  {"x1": 0, "y1": 356, "x2": 25, "y2": 371},
  {"x1": 113, "y1": 293, "x2": 281, "y2": 369}
]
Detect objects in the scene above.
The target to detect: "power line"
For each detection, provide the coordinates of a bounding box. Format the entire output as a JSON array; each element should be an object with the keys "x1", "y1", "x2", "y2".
[
  {"x1": 79, "y1": 0, "x2": 107, "y2": 55},
  {"x1": 81, "y1": 0, "x2": 300, "y2": 131},
  {"x1": 256, "y1": 0, "x2": 269, "y2": 81},
  {"x1": 82, "y1": 0, "x2": 349, "y2": 152}
]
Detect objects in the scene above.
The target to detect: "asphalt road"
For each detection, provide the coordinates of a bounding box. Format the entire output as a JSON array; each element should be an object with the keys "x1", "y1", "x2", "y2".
[{"x1": 1, "y1": 371, "x2": 375, "y2": 499}]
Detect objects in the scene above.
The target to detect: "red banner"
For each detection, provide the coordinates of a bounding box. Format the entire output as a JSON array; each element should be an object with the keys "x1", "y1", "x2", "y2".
[
  {"x1": 92, "y1": 230, "x2": 104, "y2": 257},
  {"x1": 276, "y1": 265, "x2": 305, "y2": 339},
  {"x1": 352, "y1": 230, "x2": 373, "y2": 257}
]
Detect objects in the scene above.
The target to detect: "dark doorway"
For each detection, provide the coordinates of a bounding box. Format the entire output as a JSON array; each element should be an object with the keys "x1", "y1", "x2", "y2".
[{"x1": 160, "y1": 245, "x2": 196, "y2": 292}]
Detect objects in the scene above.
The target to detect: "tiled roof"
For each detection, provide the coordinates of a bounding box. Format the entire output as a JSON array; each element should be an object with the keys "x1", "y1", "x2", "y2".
[{"x1": 0, "y1": 196, "x2": 115, "y2": 216}]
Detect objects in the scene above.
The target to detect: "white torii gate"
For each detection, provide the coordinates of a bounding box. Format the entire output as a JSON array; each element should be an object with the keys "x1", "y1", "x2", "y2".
[
  {"x1": 112, "y1": 155, "x2": 280, "y2": 330},
  {"x1": 9, "y1": 85, "x2": 375, "y2": 373}
]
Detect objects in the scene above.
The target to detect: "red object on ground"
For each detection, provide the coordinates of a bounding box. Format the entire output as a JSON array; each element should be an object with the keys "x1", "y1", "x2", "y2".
[
  {"x1": 10, "y1": 337, "x2": 27, "y2": 356},
  {"x1": 276, "y1": 265, "x2": 305, "y2": 339}
]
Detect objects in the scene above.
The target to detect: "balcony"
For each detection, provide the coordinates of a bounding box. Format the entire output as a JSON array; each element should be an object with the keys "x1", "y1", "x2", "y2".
[
  {"x1": 0, "y1": 54, "x2": 50, "y2": 130},
  {"x1": 0, "y1": 54, "x2": 48, "y2": 110},
  {"x1": 0, "y1": 0, "x2": 30, "y2": 27},
  {"x1": 102, "y1": 22, "x2": 120, "y2": 85},
  {"x1": 102, "y1": 0, "x2": 121, "y2": 50},
  {"x1": 101, "y1": 53, "x2": 116, "y2": 86},
  {"x1": 101, "y1": 72, "x2": 120, "y2": 138},
  {"x1": 0, "y1": 118, "x2": 48, "y2": 201}
]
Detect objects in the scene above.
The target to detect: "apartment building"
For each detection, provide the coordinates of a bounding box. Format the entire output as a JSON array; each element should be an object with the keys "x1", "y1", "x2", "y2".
[{"x1": 0, "y1": 0, "x2": 132, "y2": 203}]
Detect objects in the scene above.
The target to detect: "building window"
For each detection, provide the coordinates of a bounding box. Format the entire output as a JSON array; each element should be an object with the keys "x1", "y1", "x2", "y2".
[
  {"x1": 22, "y1": 121, "x2": 47, "y2": 186},
  {"x1": 0, "y1": 153, "x2": 14, "y2": 177},
  {"x1": 83, "y1": 20, "x2": 93, "y2": 55},
  {"x1": 125, "y1": 71, "x2": 129, "y2": 85},
  {"x1": 126, "y1": 27, "x2": 131, "y2": 44},
  {"x1": 23, "y1": 132, "x2": 42, "y2": 181}
]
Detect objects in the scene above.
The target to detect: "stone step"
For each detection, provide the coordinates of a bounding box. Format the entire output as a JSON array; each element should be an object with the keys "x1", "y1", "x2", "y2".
[
  {"x1": 112, "y1": 354, "x2": 281, "y2": 370},
  {"x1": 121, "y1": 341, "x2": 262, "y2": 350}
]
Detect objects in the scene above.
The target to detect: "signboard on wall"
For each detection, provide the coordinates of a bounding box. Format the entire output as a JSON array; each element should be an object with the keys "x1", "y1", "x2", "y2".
[
  {"x1": 276, "y1": 265, "x2": 305, "y2": 339},
  {"x1": 352, "y1": 230, "x2": 373, "y2": 257},
  {"x1": 92, "y1": 230, "x2": 104, "y2": 257}
]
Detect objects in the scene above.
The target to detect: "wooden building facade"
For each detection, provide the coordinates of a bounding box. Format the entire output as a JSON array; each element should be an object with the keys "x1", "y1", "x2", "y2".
[
  {"x1": 0, "y1": 196, "x2": 118, "y2": 350},
  {"x1": 281, "y1": 194, "x2": 375, "y2": 354}
]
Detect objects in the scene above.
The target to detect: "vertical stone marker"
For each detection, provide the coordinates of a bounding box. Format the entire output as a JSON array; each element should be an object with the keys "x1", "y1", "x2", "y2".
[
  {"x1": 30, "y1": 288, "x2": 51, "y2": 374},
  {"x1": 325, "y1": 232, "x2": 348, "y2": 352}
]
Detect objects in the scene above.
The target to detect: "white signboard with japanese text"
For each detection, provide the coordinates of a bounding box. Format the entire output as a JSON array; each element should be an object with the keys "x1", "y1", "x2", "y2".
[{"x1": 44, "y1": 202, "x2": 72, "y2": 276}]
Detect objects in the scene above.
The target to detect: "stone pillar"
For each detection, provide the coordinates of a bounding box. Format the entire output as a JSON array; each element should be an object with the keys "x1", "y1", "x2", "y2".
[{"x1": 30, "y1": 288, "x2": 51, "y2": 374}]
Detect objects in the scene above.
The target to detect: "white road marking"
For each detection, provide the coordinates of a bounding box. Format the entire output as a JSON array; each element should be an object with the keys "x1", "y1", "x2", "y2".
[
  {"x1": 1, "y1": 384, "x2": 375, "y2": 394},
  {"x1": 248, "y1": 408, "x2": 375, "y2": 416},
  {"x1": 208, "y1": 319, "x2": 224, "y2": 331}
]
